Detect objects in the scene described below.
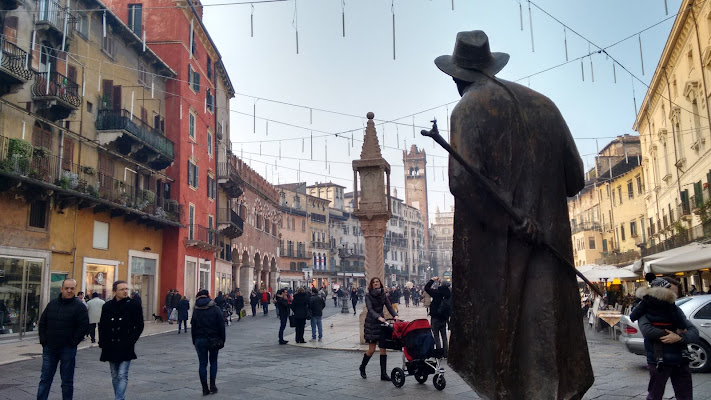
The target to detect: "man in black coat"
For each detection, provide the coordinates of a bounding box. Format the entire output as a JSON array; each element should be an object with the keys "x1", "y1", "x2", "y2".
[
  {"x1": 99, "y1": 280, "x2": 144, "y2": 400},
  {"x1": 275, "y1": 289, "x2": 290, "y2": 344},
  {"x1": 37, "y1": 278, "x2": 89, "y2": 400},
  {"x1": 424, "y1": 277, "x2": 451, "y2": 358}
]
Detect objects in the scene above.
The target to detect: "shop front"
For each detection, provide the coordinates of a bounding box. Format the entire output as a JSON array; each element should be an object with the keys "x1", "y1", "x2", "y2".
[
  {"x1": 82, "y1": 258, "x2": 119, "y2": 300},
  {"x1": 129, "y1": 250, "x2": 159, "y2": 321},
  {"x1": 0, "y1": 248, "x2": 51, "y2": 339},
  {"x1": 215, "y1": 260, "x2": 232, "y2": 295}
]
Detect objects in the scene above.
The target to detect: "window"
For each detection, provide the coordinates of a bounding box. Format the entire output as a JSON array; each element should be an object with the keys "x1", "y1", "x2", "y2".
[
  {"x1": 189, "y1": 111, "x2": 196, "y2": 139},
  {"x1": 302, "y1": 220, "x2": 306, "y2": 232},
  {"x1": 208, "y1": 215, "x2": 214, "y2": 244},
  {"x1": 77, "y1": 12, "x2": 89, "y2": 38},
  {"x1": 588, "y1": 237, "x2": 595, "y2": 250},
  {"x1": 207, "y1": 56, "x2": 212, "y2": 80},
  {"x1": 29, "y1": 200, "x2": 48, "y2": 229},
  {"x1": 128, "y1": 4, "x2": 143, "y2": 36},
  {"x1": 93, "y1": 220, "x2": 109, "y2": 249},
  {"x1": 188, "y1": 64, "x2": 200, "y2": 92},
  {"x1": 627, "y1": 180, "x2": 634, "y2": 199},
  {"x1": 207, "y1": 175, "x2": 215, "y2": 200},
  {"x1": 618, "y1": 186, "x2": 623, "y2": 204},
  {"x1": 102, "y1": 32, "x2": 114, "y2": 57},
  {"x1": 207, "y1": 131, "x2": 213, "y2": 156},
  {"x1": 636, "y1": 175, "x2": 643, "y2": 195},
  {"x1": 188, "y1": 160, "x2": 198, "y2": 188},
  {"x1": 256, "y1": 214, "x2": 262, "y2": 230},
  {"x1": 621, "y1": 225, "x2": 626, "y2": 241},
  {"x1": 272, "y1": 223, "x2": 277, "y2": 235},
  {"x1": 189, "y1": 205, "x2": 195, "y2": 240},
  {"x1": 206, "y1": 89, "x2": 214, "y2": 113},
  {"x1": 87, "y1": 101, "x2": 93, "y2": 113},
  {"x1": 138, "y1": 63, "x2": 147, "y2": 85},
  {"x1": 694, "y1": 303, "x2": 711, "y2": 320},
  {"x1": 630, "y1": 221, "x2": 638, "y2": 237}
]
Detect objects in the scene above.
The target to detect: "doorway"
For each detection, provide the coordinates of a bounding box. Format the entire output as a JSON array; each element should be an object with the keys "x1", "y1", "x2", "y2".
[
  {"x1": 130, "y1": 255, "x2": 156, "y2": 321},
  {"x1": 0, "y1": 257, "x2": 43, "y2": 338}
]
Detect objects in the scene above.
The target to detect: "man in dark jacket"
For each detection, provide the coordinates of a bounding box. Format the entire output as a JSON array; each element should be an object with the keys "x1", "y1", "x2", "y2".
[
  {"x1": 425, "y1": 277, "x2": 451, "y2": 358},
  {"x1": 99, "y1": 280, "x2": 144, "y2": 400},
  {"x1": 37, "y1": 278, "x2": 89, "y2": 400},
  {"x1": 309, "y1": 287, "x2": 326, "y2": 341},
  {"x1": 234, "y1": 291, "x2": 245, "y2": 321},
  {"x1": 275, "y1": 289, "x2": 290, "y2": 344},
  {"x1": 164, "y1": 289, "x2": 174, "y2": 324}
]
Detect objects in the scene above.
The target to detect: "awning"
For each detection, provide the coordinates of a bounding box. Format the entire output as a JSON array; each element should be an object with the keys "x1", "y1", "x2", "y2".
[
  {"x1": 576, "y1": 264, "x2": 639, "y2": 283},
  {"x1": 644, "y1": 242, "x2": 711, "y2": 274}
]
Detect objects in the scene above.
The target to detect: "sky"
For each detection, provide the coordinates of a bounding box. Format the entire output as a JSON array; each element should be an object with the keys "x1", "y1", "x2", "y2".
[{"x1": 200, "y1": 0, "x2": 684, "y2": 222}]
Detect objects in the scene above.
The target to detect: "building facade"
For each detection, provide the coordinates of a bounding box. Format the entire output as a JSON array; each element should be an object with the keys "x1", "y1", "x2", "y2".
[
  {"x1": 634, "y1": 0, "x2": 711, "y2": 255},
  {"x1": 403, "y1": 145, "x2": 430, "y2": 254},
  {"x1": 429, "y1": 207, "x2": 453, "y2": 279},
  {"x1": 0, "y1": 0, "x2": 180, "y2": 338},
  {"x1": 278, "y1": 184, "x2": 310, "y2": 288}
]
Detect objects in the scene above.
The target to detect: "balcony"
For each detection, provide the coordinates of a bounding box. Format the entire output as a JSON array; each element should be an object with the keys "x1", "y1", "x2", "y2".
[
  {"x1": 217, "y1": 208, "x2": 243, "y2": 239},
  {"x1": 0, "y1": 39, "x2": 33, "y2": 96},
  {"x1": 96, "y1": 109, "x2": 174, "y2": 170},
  {"x1": 186, "y1": 224, "x2": 221, "y2": 251},
  {"x1": 216, "y1": 161, "x2": 243, "y2": 198},
  {"x1": 32, "y1": 70, "x2": 81, "y2": 121},
  {"x1": 570, "y1": 222, "x2": 601, "y2": 235},
  {"x1": 0, "y1": 136, "x2": 182, "y2": 227},
  {"x1": 311, "y1": 241, "x2": 328, "y2": 250},
  {"x1": 36, "y1": 0, "x2": 75, "y2": 42}
]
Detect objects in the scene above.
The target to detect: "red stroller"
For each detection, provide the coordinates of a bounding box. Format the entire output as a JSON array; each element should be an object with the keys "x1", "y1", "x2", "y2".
[{"x1": 383, "y1": 319, "x2": 446, "y2": 390}]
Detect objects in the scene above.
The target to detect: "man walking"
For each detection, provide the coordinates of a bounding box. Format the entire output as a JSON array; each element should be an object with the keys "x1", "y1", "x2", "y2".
[
  {"x1": 99, "y1": 281, "x2": 144, "y2": 400},
  {"x1": 37, "y1": 278, "x2": 89, "y2": 400},
  {"x1": 164, "y1": 289, "x2": 174, "y2": 324},
  {"x1": 86, "y1": 292, "x2": 105, "y2": 344}
]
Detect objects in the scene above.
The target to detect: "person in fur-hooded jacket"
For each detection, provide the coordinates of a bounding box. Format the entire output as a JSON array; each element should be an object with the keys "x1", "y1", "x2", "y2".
[{"x1": 631, "y1": 276, "x2": 699, "y2": 400}]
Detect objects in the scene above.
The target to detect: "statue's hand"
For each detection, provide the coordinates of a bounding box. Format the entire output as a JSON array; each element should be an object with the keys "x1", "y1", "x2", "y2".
[{"x1": 512, "y1": 216, "x2": 543, "y2": 245}]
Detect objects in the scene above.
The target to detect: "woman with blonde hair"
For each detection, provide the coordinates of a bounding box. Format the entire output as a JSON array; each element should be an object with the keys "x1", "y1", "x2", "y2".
[{"x1": 359, "y1": 277, "x2": 399, "y2": 380}]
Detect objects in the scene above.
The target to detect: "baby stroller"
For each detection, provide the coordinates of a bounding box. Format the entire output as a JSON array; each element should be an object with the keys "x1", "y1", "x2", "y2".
[{"x1": 382, "y1": 319, "x2": 446, "y2": 390}]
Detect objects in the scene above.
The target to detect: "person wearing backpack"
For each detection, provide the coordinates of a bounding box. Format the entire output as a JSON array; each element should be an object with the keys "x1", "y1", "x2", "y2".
[{"x1": 424, "y1": 276, "x2": 451, "y2": 358}]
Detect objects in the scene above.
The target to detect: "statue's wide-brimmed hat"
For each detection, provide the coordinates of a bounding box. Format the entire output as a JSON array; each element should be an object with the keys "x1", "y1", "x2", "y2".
[{"x1": 435, "y1": 30, "x2": 509, "y2": 81}]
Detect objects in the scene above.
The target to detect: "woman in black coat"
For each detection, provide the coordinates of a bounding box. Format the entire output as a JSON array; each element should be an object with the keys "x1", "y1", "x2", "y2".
[
  {"x1": 191, "y1": 290, "x2": 226, "y2": 395},
  {"x1": 234, "y1": 291, "x2": 245, "y2": 321},
  {"x1": 176, "y1": 296, "x2": 190, "y2": 333},
  {"x1": 359, "y1": 277, "x2": 399, "y2": 381},
  {"x1": 249, "y1": 287, "x2": 259, "y2": 317},
  {"x1": 290, "y1": 287, "x2": 309, "y2": 343}
]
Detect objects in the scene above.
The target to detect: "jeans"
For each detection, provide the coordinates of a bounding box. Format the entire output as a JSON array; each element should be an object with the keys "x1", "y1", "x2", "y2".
[
  {"x1": 194, "y1": 338, "x2": 219, "y2": 382},
  {"x1": 251, "y1": 303, "x2": 257, "y2": 316},
  {"x1": 88, "y1": 323, "x2": 97, "y2": 341},
  {"x1": 37, "y1": 345, "x2": 76, "y2": 400},
  {"x1": 310, "y1": 315, "x2": 323, "y2": 339},
  {"x1": 431, "y1": 318, "x2": 448, "y2": 357},
  {"x1": 109, "y1": 361, "x2": 130, "y2": 400},
  {"x1": 351, "y1": 299, "x2": 358, "y2": 312},
  {"x1": 279, "y1": 315, "x2": 288, "y2": 341},
  {"x1": 178, "y1": 320, "x2": 187, "y2": 332},
  {"x1": 646, "y1": 363, "x2": 693, "y2": 400},
  {"x1": 262, "y1": 302, "x2": 268, "y2": 315}
]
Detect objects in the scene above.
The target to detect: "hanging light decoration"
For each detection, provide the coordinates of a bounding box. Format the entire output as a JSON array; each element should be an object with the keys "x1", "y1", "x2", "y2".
[
  {"x1": 251, "y1": 3, "x2": 255, "y2": 37},
  {"x1": 638, "y1": 34, "x2": 645, "y2": 76},
  {"x1": 342, "y1": 0, "x2": 346, "y2": 37},
  {"x1": 293, "y1": 0, "x2": 299, "y2": 54},
  {"x1": 528, "y1": 1, "x2": 534, "y2": 52},
  {"x1": 563, "y1": 28, "x2": 568, "y2": 61},
  {"x1": 391, "y1": 0, "x2": 396, "y2": 60}
]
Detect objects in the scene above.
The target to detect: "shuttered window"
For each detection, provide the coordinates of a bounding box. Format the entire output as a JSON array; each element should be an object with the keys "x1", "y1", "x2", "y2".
[{"x1": 62, "y1": 139, "x2": 74, "y2": 170}]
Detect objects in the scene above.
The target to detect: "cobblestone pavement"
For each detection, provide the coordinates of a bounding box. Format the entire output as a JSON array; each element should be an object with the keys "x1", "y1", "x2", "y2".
[{"x1": 1, "y1": 302, "x2": 711, "y2": 399}]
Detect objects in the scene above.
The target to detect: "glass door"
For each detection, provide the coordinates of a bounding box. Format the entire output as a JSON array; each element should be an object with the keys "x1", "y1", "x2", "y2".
[{"x1": 0, "y1": 257, "x2": 44, "y2": 339}]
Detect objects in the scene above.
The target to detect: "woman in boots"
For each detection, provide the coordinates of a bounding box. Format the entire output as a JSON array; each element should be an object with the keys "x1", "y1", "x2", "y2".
[
  {"x1": 191, "y1": 290, "x2": 226, "y2": 395},
  {"x1": 359, "y1": 277, "x2": 399, "y2": 381}
]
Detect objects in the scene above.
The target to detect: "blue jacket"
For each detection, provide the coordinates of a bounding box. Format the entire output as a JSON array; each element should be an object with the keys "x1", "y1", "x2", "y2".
[{"x1": 177, "y1": 299, "x2": 190, "y2": 321}]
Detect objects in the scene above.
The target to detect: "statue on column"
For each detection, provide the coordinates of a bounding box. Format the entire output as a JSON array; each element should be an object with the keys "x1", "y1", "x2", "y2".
[{"x1": 434, "y1": 30, "x2": 593, "y2": 399}]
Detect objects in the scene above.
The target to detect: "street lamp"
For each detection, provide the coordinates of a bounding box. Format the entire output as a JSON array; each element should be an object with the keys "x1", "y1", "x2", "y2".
[{"x1": 337, "y1": 244, "x2": 353, "y2": 314}]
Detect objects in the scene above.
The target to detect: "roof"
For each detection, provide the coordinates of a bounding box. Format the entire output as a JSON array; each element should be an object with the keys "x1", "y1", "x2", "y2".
[
  {"x1": 596, "y1": 157, "x2": 641, "y2": 184},
  {"x1": 276, "y1": 182, "x2": 306, "y2": 192},
  {"x1": 307, "y1": 182, "x2": 346, "y2": 189},
  {"x1": 187, "y1": 0, "x2": 235, "y2": 96}
]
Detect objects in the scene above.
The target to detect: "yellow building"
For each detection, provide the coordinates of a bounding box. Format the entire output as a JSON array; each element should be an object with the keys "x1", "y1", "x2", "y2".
[
  {"x1": 569, "y1": 183, "x2": 603, "y2": 266},
  {"x1": 0, "y1": 0, "x2": 178, "y2": 338},
  {"x1": 634, "y1": 0, "x2": 711, "y2": 253}
]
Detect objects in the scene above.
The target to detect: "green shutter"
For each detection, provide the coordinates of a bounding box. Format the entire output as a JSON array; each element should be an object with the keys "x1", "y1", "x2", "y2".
[
  {"x1": 695, "y1": 181, "x2": 703, "y2": 208},
  {"x1": 681, "y1": 189, "x2": 690, "y2": 214}
]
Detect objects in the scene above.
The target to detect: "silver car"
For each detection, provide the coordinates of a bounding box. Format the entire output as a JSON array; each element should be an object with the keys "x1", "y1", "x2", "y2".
[{"x1": 619, "y1": 294, "x2": 711, "y2": 373}]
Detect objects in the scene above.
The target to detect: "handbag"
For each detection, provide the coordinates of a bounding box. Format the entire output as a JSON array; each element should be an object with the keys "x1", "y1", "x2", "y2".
[
  {"x1": 288, "y1": 314, "x2": 296, "y2": 327},
  {"x1": 208, "y1": 337, "x2": 224, "y2": 350},
  {"x1": 169, "y1": 308, "x2": 178, "y2": 321}
]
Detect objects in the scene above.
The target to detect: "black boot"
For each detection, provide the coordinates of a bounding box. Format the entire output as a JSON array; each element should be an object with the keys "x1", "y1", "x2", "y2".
[
  {"x1": 359, "y1": 353, "x2": 371, "y2": 379},
  {"x1": 200, "y1": 380, "x2": 210, "y2": 396},
  {"x1": 209, "y1": 378, "x2": 218, "y2": 394},
  {"x1": 380, "y1": 354, "x2": 391, "y2": 381}
]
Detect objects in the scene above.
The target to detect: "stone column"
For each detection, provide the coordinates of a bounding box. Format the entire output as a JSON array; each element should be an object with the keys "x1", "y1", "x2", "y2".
[{"x1": 360, "y1": 217, "x2": 389, "y2": 284}]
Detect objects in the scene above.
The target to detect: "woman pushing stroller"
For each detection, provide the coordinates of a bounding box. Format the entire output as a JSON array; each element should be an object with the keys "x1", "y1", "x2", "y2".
[{"x1": 358, "y1": 277, "x2": 400, "y2": 381}]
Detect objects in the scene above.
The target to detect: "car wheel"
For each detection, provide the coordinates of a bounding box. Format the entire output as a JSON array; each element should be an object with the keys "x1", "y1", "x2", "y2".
[{"x1": 688, "y1": 341, "x2": 711, "y2": 373}]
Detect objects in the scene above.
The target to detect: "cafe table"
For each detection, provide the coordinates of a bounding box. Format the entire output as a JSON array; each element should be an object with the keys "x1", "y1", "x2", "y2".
[{"x1": 596, "y1": 310, "x2": 623, "y2": 340}]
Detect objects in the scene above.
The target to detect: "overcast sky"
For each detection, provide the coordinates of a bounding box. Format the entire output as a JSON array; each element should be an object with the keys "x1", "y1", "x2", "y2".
[{"x1": 201, "y1": 0, "x2": 682, "y2": 221}]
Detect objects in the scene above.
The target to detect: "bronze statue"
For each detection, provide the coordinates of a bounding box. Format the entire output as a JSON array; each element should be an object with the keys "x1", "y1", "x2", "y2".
[{"x1": 434, "y1": 30, "x2": 593, "y2": 399}]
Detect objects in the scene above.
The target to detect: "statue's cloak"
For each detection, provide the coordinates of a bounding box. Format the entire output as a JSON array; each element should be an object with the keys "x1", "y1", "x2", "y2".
[{"x1": 448, "y1": 77, "x2": 593, "y2": 400}]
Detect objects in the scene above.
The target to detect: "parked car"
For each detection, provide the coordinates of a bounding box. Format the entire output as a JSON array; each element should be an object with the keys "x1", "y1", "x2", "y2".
[{"x1": 619, "y1": 294, "x2": 711, "y2": 373}]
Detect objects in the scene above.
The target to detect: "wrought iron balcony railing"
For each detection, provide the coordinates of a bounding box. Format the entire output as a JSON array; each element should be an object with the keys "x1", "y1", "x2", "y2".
[
  {"x1": 96, "y1": 109, "x2": 174, "y2": 160},
  {"x1": 32, "y1": 70, "x2": 81, "y2": 108},
  {"x1": 1, "y1": 39, "x2": 32, "y2": 82}
]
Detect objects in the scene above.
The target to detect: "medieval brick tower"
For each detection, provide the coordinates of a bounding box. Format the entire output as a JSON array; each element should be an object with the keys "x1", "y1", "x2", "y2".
[{"x1": 403, "y1": 145, "x2": 430, "y2": 253}]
